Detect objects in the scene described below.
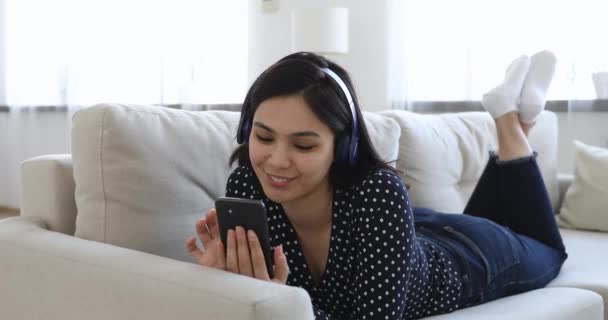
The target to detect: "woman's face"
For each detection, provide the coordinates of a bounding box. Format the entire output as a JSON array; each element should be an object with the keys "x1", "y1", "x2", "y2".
[{"x1": 249, "y1": 94, "x2": 335, "y2": 205}]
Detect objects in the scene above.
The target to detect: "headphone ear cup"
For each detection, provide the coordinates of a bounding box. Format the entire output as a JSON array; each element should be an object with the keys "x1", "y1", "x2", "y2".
[
  {"x1": 336, "y1": 135, "x2": 351, "y2": 164},
  {"x1": 349, "y1": 137, "x2": 358, "y2": 165},
  {"x1": 238, "y1": 120, "x2": 251, "y2": 144}
]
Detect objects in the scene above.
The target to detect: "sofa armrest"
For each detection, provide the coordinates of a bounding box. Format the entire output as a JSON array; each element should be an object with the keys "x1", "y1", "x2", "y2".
[
  {"x1": 557, "y1": 173, "x2": 574, "y2": 212},
  {"x1": 0, "y1": 217, "x2": 314, "y2": 320},
  {"x1": 20, "y1": 154, "x2": 77, "y2": 235}
]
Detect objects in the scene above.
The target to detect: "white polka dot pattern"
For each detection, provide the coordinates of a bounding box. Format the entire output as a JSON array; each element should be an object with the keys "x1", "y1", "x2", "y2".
[{"x1": 225, "y1": 166, "x2": 463, "y2": 319}]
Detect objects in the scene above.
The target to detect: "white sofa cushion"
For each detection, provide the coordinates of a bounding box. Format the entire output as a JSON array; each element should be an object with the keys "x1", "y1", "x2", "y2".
[
  {"x1": 379, "y1": 110, "x2": 559, "y2": 213},
  {"x1": 423, "y1": 287, "x2": 603, "y2": 320},
  {"x1": 549, "y1": 228, "x2": 608, "y2": 319},
  {"x1": 559, "y1": 140, "x2": 608, "y2": 232},
  {"x1": 72, "y1": 104, "x2": 240, "y2": 262},
  {"x1": 71, "y1": 104, "x2": 400, "y2": 261}
]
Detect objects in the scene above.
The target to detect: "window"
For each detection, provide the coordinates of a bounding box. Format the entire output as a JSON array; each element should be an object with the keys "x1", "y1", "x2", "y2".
[
  {"x1": 388, "y1": 0, "x2": 608, "y2": 106},
  {"x1": 3, "y1": 0, "x2": 248, "y2": 107}
]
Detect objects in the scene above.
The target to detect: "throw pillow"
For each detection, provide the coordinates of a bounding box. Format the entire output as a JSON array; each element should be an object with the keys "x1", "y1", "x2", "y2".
[
  {"x1": 559, "y1": 140, "x2": 608, "y2": 232},
  {"x1": 379, "y1": 110, "x2": 559, "y2": 214}
]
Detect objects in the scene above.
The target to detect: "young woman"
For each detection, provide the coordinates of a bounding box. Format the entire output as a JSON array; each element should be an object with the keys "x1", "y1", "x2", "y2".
[{"x1": 186, "y1": 51, "x2": 567, "y2": 319}]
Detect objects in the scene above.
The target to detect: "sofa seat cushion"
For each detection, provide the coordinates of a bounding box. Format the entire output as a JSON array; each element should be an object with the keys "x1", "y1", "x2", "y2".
[
  {"x1": 423, "y1": 287, "x2": 603, "y2": 320},
  {"x1": 548, "y1": 228, "x2": 608, "y2": 318},
  {"x1": 379, "y1": 110, "x2": 559, "y2": 213},
  {"x1": 71, "y1": 104, "x2": 401, "y2": 262}
]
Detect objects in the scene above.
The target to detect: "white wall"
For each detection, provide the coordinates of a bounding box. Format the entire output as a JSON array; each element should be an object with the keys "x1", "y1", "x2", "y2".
[
  {"x1": 556, "y1": 112, "x2": 608, "y2": 173},
  {"x1": 0, "y1": 112, "x2": 72, "y2": 207},
  {"x1": 248, "y1": 0, "x2": 390, "y2": 112},
  {"x1": 0, "y1": 0, "x2": 6, "y2": 104}
]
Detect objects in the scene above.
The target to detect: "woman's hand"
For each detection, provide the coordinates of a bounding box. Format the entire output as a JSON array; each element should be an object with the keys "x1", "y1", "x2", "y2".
[
  {"x1": 186, "y1": 209, "x2": 290, "y2": 284},
  {"x1": 226, "y1": 226, "x2": 290, "y2": 285},
  {"x1": 186, "y1": 209, "x2": 227, "y2": 271}
]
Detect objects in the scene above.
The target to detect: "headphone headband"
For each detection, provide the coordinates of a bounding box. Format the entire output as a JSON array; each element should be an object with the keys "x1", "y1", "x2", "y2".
[
  {"x1": 320, "y1": 67, "x2": 359, "y2": 166},
  {"x1": 320, "y1": 68, "x2": 354, "y2": 111}
]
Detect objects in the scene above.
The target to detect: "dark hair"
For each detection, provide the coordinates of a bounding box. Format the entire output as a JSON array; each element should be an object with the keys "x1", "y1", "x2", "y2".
[{"x1": 230, "y1": 52, "x2": 398, "y2": 189}]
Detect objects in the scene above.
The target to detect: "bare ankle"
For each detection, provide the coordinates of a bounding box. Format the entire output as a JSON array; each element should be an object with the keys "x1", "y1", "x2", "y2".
[
  {"x1": 495, "y1": 112, "x2": 533, "y2": 160},
  {"x1": 495, "y1": 111, "x2": 521, "y2": 126}
]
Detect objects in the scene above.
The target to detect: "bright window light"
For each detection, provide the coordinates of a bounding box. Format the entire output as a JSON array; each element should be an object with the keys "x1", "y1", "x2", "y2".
[{"x1": 5, "y1": 0, "x2": 248, "y2": 107}]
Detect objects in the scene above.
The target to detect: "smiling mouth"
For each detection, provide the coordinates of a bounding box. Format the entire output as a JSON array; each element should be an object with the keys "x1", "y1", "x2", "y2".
[
  {"x1": 267, "y1": 173, "x2": 294, "y2": 181},
  {"x1": 265, "y1": 172, "x2": 295, "y2": 186},
  {"x1": 270, "y1": 175, "x2": 289, "y2": 183}
]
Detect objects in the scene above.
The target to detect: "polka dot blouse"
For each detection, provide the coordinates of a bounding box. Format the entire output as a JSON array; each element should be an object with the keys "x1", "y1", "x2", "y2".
[{"x1": 225, "y1": 165, "x2": 463, "y2": 319}]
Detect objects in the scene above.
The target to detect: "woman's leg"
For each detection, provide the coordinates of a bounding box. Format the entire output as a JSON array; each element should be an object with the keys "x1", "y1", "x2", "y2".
[
  {"x1": 463, "y1": 54, "x2": 535, "y2": 222},
  {"x1": 462, "y1": 153, "x2": 502, "y2": 224},
  {"x1": 462, "y1": 49, "x2": 564, "y2": 252},
  {"x1": 463, "y1": 111, "x2": 533, "y2": 223},
  {"x1": 443, "y1": 52, "x2": 565, "y2": 307},
  {"x1": 463, "y1": 112, "x2": 565, "y2": 252},
  {"x1": 449, "y1": 112, "x2": 565, "y2": 305}
]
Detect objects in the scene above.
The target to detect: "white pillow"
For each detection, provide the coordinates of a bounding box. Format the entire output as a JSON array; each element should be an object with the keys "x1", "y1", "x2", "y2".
[
  {"x1": 559, "y1": 140, "x2": 608, "y2": 232},
  {"x1": 361, "y1": 112, "x2": 401, "y2": 167},
  {"x1": 72, "y1": 104, "x2": 241, "y2": 263},
  {"x1": 379, "y1": 110, "x2": 559, "y2": 213},
  {"x1": 72, "y1": 104, "x2": 401, "y2": 262}
]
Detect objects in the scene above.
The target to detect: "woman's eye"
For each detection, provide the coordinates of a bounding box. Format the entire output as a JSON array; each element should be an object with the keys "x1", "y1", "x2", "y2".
[
  {"x1": 256, "y1": 135, "x2": 272, "y2": 143},
  {"x1": 256, "y1": 134, "x2": 314, "y2": 150},
  {"x1": 295, "y1": 145, "x2": 314, "y2": 151}
]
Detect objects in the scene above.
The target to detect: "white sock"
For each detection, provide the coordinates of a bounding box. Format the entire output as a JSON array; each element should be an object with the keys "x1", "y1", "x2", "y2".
[
  {"x1": 482, "y1": 55, "x2": 530, "y2": 119},
  {"x1": 519, "y1": 50, "x2": 557, "y2": 123}
]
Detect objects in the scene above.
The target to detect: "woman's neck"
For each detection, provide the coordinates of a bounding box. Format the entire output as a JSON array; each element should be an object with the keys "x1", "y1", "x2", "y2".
[{"x1": 281, "y1": 182, "x2": 333, "y2": 232}]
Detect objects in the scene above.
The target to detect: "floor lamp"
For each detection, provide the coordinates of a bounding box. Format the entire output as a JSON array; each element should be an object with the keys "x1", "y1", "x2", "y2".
[{"x1": 291, "y1": 7, "x2": 349, "y2": 55}]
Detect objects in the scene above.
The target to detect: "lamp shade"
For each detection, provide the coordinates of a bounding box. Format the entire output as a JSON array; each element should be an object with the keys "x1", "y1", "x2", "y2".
[{"x1": 291, "y1": 7, "x2": 349, "y2": 54}]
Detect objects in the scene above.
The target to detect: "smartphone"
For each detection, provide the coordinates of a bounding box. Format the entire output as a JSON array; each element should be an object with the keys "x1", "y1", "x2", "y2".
[{"x1": 215, "y1": 197, "x2": 274, "y2": 278}]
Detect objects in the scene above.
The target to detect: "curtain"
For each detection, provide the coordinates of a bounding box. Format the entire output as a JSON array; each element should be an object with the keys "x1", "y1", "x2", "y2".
[
  {"x1": 3, "y1": 0, "x2": 248, "y2": 108},
  {"x1": 387, "y1": 0, "x2": 607, "y2": 109}
]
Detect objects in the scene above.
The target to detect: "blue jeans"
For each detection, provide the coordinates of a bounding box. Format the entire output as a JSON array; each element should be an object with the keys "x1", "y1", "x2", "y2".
[{"x1": 413, "y1": 152, "x2": 567, "y2": 307}]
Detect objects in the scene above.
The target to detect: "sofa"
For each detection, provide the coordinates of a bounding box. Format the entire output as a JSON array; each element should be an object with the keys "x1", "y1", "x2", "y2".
[{"x1": 0, "y1": 103, "x2": 606, "y2": 319}]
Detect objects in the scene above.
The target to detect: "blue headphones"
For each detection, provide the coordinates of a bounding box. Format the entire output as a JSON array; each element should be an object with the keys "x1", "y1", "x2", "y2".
[{"x1": 237, "y1": 67, "x2": 359, "y2": 166}]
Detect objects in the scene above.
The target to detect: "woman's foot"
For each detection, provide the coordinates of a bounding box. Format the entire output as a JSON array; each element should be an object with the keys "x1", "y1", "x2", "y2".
[
  {"x1": 519, "y1": 50, "x2": 557, "y2": 124},
  {"x1": 484, "y1": 51, "x2": 556, "y2": 157},
  {"x1": 482, "y1": 55, "x2": 530, "y2": 119}
]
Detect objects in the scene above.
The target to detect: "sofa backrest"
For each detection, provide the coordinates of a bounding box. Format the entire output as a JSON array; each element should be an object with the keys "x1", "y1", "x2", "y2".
[
  {"x1": 380, "y1": 110, "x2": 559, "y2": 213},
  {"x1": 70, "y1": 104, "x2": 559, "y2": 262},
  {"x1": 71, "y1": 104, "x2": 401, "y2": 262}
]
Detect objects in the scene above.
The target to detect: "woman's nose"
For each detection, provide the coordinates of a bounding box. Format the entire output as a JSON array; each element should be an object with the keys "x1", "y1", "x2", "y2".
[{"x1": 267, "y1": 144, "x2": 291, "y2": 168}]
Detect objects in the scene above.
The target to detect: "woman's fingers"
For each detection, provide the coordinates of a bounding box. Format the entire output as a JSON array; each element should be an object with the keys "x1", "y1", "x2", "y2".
[
  {"x1": 223, "y1": 226, "x2": 284, "y2": 284},
  {"x1": 225, "y1": 229, "x2": 239, "y2": 274},
  {"x1": 235, "y1": 226, "x2": 253, "y2": 277},
  {"x1": 248, "y1": 230, "x2": 270, "y2": 281},
  {"x1": 196, "y1": 217, "x2": 212, "y2": 247},
  {"x1": 206, "y1": 209, "x2": 221, "y2": 239},
  {"x1": 185, "y1": 236, "x2": 204, "y2": 262},
  {"x1": 240, "y1": 231, "x2": 290, "y2": 284},
  {"x1": 215, "y1": 239, "x2": 227, "y2": 270},
  {"x1": 272, "y1": 245, "x2": 290, "y2": 284}
]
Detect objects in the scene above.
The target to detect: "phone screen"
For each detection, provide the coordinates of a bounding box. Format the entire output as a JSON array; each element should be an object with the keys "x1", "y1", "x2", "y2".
[{"x1": 215, "y1": 197, "x2": 274, "y2": 278}]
